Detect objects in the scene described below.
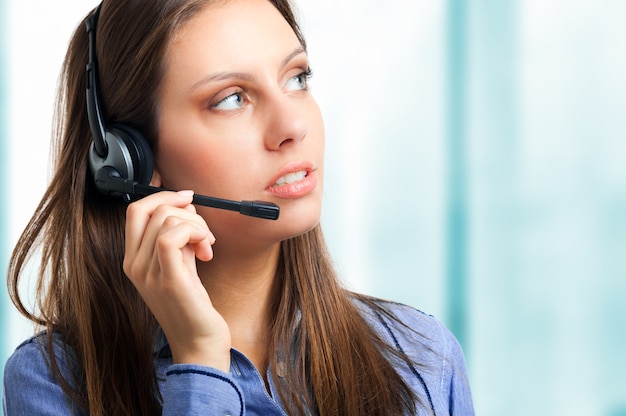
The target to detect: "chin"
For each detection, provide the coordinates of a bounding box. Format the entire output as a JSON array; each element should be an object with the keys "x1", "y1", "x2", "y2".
[
  {"x1": 203, "y1": 202, "x2": 319, "y2": 247},
  {"x1": 274, "y1": 203, "x2": 321, "y2": 239}
]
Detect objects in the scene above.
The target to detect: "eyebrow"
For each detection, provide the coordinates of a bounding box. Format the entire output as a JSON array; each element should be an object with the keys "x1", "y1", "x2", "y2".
[{"x1": 189, "y1": 46, "x2": 307, "y2": 91}]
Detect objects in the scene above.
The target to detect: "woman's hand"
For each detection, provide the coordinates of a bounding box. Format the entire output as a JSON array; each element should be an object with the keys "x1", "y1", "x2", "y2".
[{"x1": 123, "y1": 190, "x2": 231, "y2": 372}]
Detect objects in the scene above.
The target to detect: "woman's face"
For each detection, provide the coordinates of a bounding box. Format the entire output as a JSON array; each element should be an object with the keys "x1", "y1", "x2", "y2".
[{"x1": 155, "y1": 0, "x2": 325, "y2": 246}]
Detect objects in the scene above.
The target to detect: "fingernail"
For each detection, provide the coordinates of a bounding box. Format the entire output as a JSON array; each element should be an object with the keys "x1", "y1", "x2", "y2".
[{"x1": 177, "y1": 190, "x2": 194, "y2": 197}]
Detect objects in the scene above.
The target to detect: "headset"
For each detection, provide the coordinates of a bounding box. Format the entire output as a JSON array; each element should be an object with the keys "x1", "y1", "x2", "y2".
[{"x1": 84, "y1": 5, "x2": 279, "y2": 220}]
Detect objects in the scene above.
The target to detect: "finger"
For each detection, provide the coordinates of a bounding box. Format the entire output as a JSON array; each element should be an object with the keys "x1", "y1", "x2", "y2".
[
  {"x1": 131, "y1": 220, "x2": 211, "y2": 302},
  {"x1": 139, "y1": 203, "x2": 211, "y2": 255},
  {"x1": 128, "y1": 209, "x2": 213, "y2": 283},
  {"x1": 125, "y1": 190, "x2": 195, "y2": 258},
  {"x1": 154, "y1": 221, "x2": 214, "y2": 281},
  {"x1": 157, "y1": 214, "x2": 215, "y2": 263},
  {"x1": 125, "y1": 191, "x2": 215, "y2": 281},
  {"x1": 179, "y1": 203, "x2": 215, "y2": 259}
]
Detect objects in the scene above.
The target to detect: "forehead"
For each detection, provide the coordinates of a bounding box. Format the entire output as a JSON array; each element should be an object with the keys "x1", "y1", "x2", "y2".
[{"x1": 164, "y1": 0, "x2": 300, "y2": 70}]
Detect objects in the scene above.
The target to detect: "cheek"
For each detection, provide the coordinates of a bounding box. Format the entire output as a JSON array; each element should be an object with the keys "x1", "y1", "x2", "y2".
[
  {"x1": 157, "y1": 111, "x2": 260, "y2": 190},
  {"x1": 156, "y1": 137, "x2": 260, "y2": 198},
  {"x1": 155, "y1": 139, "x2": 218, "y2": 191}
]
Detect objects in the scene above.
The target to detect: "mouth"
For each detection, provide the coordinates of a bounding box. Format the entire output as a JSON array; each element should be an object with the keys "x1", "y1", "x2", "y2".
[
  {"x1": 266, "y1": 164, "x2": 318, "y2": 198},
  {"x1": 271, "y1": 170, "x2": 308, "y2": 188}
]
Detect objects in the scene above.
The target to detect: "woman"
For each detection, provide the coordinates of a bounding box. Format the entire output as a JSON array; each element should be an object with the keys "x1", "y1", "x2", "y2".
[{"x1": 3, "y1": 0, "x2": 474, "y2": 415}]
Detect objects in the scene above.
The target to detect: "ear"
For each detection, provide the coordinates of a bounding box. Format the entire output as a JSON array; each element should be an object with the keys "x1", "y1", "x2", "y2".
[{"x1": 149, "y1": 168, "x2": 163, "y2": 188}]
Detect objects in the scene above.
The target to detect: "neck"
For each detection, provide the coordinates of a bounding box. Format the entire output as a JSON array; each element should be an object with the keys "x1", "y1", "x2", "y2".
[{"x1": 196, "y1": 242, "x2": 282, "y2": 372}]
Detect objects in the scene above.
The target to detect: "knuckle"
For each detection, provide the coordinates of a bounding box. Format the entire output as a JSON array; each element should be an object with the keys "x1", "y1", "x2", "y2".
[
  {"x1": 122, "y1": 257, "x2": 131, "y2": 274},
  {"x1": 162, "y1": 215, "x2": 180, "y2": 229},
  {"x1": 153, "y1": 204, "x2": 171, "y2": 218},
  {"x1": 124, "y1": 260, "x2": 139, "y2": 280},
  {"x1": 123, "y1": 258, "x2": 141, "y2": 281},
  {"x1": 155, "y1": 232, "x2": 176, "y2": 252},
  {"x1": 125, "y1": 201, "x2": 141, "y2": 219}
]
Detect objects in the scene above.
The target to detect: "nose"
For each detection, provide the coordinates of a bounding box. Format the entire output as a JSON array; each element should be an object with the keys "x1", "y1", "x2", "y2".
[{"x1": 263, "y1": 93, "x2": 307, "y2": 150}]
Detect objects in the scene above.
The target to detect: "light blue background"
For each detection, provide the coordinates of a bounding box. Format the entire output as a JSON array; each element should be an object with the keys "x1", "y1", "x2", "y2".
[{"x1": 2, "y1": 1, "x2": 625, "y2": 415}]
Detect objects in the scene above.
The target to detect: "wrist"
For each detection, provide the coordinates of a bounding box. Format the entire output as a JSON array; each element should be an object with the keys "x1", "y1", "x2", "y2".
[{"x1": 171, "y1": 346, "x2": 231, "y2": 373}]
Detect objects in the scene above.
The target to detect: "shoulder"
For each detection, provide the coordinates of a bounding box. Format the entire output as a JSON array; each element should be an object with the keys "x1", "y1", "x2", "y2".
[
  {"x1": 354, "y1": 296, "x2": 459, "y2": 359},
  {"x1": 353, "y1": 295, "x2": 475, "y2": 415},
  {"x1": 6, "y1": 331, "x2": 77, "y2": 373},
  {"x1": 5, "y1": 332, "x2": 53, "y2": 378},
  {"x1": 4, "y1": 331, "x2": 75, "y2": 385},
  {"x1": 3, "y1": 332, "x2": 83, "y2": 414}
]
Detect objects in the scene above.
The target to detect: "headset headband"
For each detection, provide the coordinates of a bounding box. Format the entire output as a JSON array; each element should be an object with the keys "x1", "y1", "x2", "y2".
[{"x1": 85, "y1": 4, "x2": 107, "y2": 158}]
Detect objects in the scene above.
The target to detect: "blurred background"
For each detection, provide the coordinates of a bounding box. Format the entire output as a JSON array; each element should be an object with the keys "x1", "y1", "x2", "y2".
[{"x1": 1, "y1": 0, "x2": 625, "y2": 415}]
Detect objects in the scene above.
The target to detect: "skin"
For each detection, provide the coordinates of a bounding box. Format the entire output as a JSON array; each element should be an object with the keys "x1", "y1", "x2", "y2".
[{"x1": 123, "y1": 0, "x2": 325, "y2": 376}]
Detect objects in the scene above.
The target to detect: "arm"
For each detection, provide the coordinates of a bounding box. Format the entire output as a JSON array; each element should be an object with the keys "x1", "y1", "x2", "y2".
[
  {"x1": 161, "y1": 364, "x2": 244, "y2": 415},
  {"x1": 123, "y1": 191, "x2": 231, "y2": 370},
  {"x1": 3, "y1": 336, "x2": 246, "y2": 415},
  {"x1": 4, "y1": 192, "x2": 239, "y2": 415}
]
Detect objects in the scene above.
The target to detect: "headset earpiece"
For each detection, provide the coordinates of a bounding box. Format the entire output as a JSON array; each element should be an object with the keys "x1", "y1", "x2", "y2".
[
  {"x1": 88, "y1": 124, "x2": 154, "y2": 197},
  {"x1": 108, "y1": 125, "x2": 154, "y2": 187},
  {"x1": 85, "y1": 4, "x2": 154, "y2": 200}
]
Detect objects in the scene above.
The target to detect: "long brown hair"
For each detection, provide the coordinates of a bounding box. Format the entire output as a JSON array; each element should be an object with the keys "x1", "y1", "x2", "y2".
[{"x1": 7, "y1": 0, "x2": 424, "y2": 414}]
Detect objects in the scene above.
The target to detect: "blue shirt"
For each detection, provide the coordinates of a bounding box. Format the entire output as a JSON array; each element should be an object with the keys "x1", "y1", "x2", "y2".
[{"x1": 2, "y1": 300, "x2": 474, "y2": 415}]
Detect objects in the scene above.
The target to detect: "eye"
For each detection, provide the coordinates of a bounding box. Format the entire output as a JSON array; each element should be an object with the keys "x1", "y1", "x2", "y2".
[
  {"x1": 285, "y1": 68, "x2": 313, "y2": 92},
  {"x1": 212, "y1": 89, "x2": 247, "y2": 110}
]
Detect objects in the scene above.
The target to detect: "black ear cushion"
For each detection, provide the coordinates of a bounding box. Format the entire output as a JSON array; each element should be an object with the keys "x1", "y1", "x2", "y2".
[{"x1": 109, "y1": 124, "x2": 154, "y2": 186}]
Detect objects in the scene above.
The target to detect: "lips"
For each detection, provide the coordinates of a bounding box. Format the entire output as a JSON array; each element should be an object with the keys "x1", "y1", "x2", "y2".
[
  {"x1": 271, "y1": 170, "x2": 307, "y2": 188},
  {"x1": 266, "y1": 163, "x2": 318, "y2": 198}
]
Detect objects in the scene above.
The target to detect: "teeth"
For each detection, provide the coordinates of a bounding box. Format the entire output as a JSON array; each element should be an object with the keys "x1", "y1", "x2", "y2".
[{"x1": 274, "y1": 170, "x2": 307, "y2": 186}]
